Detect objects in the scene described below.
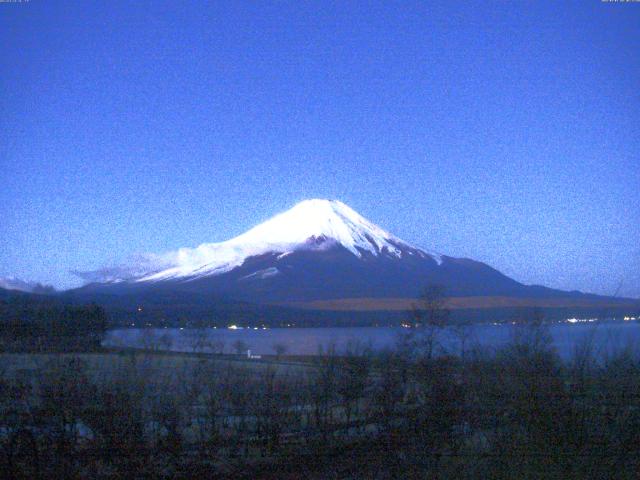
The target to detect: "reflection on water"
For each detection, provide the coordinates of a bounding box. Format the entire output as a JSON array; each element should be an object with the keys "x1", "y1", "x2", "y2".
[{"x1": 104, "y1": 321, "x2": 640, "y2": 359}]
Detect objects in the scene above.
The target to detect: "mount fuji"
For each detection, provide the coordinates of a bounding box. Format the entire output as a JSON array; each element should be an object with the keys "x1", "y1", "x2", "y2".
[
  {"x1": 105, "y1": 198, "x2": 441, "y2": 284},
  {"x1": 68, "y1": 199, "x2": 636, "y2": 320}
]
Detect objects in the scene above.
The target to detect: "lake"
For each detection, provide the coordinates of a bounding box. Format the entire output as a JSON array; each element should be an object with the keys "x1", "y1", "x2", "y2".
[{"x1": 104, "y1": 319, "x2": 640, "y2": 360}]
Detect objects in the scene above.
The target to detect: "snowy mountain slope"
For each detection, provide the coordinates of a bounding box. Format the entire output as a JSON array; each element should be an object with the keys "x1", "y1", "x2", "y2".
[{"x1": 78, "y1": 199, "x2": 442, "y2": 284}]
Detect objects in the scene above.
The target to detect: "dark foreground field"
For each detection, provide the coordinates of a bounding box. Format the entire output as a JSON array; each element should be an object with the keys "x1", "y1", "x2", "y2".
[{"x1": 2, "y1": 322, "x2": 640, "y2": 479}]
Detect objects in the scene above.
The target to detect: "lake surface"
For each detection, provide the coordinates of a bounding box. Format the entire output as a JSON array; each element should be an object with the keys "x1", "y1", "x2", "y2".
[{"x1": 104, "y1": 320, "x2": 640, "y2": 360}]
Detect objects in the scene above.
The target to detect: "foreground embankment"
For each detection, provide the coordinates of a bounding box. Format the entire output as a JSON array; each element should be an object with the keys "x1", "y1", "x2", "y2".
[{"x1": 2, "y1": 322, "x2": 640, "y2": 479}]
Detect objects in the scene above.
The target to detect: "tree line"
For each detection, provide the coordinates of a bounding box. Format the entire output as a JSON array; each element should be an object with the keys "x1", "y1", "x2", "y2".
[{"x1": 0, "y1": 297, "x2": 107, "y2": 351}]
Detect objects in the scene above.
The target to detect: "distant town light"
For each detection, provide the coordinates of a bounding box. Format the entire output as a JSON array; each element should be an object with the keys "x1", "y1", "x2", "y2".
[{"x1": 567, "y1": 317, "x2": 598, "y2": 324}]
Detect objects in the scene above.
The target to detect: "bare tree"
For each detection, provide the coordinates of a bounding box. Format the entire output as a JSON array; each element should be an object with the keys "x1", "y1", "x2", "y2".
[
  {"x1": 272, "y1": 343, "x2": 288, "y2": 359},
  {"x1": 337, "y1": 354, "x2": 371, "y2": 428},
  {"x1": 232, "y1": 340, "x2": 248, "y2": 355},
  {"x1": 405, "y1": 285, "x2": 450, "y2": 359},
  {"x1": 211, "y1": 339, "x2": 225, "y2": 355},
  {"x1": 452, "y1": 320, "x2": 474, "y2": 360},
  {"x1": 310, "y1": 344, "x2": 339, "y2": 441},
  {"x1": 184, "y1": 328, "x2": 210, "y2": 354},
  {"x1": 139, "y1": 328, "x2": 160, "y2": 352},
  {"x1": 159, "y1": 332, "x2": 173, "y2": 351}
]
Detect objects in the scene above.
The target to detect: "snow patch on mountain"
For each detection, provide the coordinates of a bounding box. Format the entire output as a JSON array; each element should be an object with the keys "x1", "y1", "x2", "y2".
[{"x1": 240, "y1": 267, "x2": 280, "y2": 281}]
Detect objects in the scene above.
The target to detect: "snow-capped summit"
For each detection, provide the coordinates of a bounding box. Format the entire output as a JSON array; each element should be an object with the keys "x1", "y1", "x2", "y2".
[
  {"x1": 133, "y1": 199, "x2": 440, "y2": 282},
  {"x1": 234, "y1": 198, "x2": 405, "y2": 257}
]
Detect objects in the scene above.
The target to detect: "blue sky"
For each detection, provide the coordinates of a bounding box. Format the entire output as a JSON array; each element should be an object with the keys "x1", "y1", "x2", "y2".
[{"x1": 1, "y1": 1, "x2": 639, "y2": 297}]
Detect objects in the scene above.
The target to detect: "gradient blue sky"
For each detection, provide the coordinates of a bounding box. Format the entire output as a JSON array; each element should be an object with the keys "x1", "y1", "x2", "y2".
[{"x1": 1, "y1": 1, "x2": 639, "y2": 297}]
